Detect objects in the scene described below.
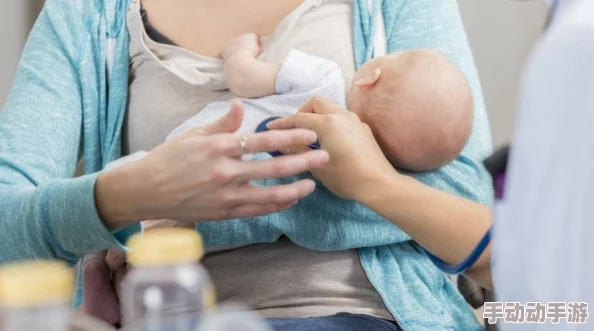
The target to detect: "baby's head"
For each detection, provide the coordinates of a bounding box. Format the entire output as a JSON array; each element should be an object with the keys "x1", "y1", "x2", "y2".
[{"x1": 347, "y1": 50, "x2": 473, "y2": 171}]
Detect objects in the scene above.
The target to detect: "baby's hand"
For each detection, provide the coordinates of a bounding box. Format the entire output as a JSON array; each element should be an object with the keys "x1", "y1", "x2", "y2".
[{"x1": 222, "y1": 33, "x2": 261, "y2": 60}]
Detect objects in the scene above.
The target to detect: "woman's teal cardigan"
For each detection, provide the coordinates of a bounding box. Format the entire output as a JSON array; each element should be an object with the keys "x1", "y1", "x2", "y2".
[{"x1": 0, "y1": 0, "x2": 493, "y2": 330}]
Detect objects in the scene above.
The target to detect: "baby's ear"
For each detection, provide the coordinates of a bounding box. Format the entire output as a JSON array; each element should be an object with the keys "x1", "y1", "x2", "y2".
[{"x1": 354, "y1": 68, "x2": 382, "y2": 89}]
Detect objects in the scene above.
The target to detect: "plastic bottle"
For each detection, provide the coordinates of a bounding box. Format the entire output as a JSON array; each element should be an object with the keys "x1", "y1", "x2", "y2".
[
  {"x1": 0, "y1": 260, "x2": 74, "y2": 331},
  {"x1": 121, "y1": 228, "x2": 215, "y2": 331}
]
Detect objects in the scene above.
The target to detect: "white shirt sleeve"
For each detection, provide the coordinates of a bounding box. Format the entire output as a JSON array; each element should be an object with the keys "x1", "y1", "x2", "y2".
[
  {"x1": 493, "y1": 0, "x2": 594, "y2": 325},
  {"x1": 275, "y1": 49, "x2": 346, "y2": 103}
]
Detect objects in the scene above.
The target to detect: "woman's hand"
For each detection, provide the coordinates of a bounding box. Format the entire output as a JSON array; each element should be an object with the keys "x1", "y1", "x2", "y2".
[
  {"x1": 270, "y1": 97, "x2": 494, "y2": 289},
  {"x1": 82, "y1": 220, "x2": 182, "y2": 326},
  {"x1": 80, "y1": 250, "x2": 122, "y2": 325},
  {"x1": 96, "y1": 100, "x2": 330, "y2": 230},
  {"x1": 267, "y1": 96, "x2": 398, "y2": 202}
]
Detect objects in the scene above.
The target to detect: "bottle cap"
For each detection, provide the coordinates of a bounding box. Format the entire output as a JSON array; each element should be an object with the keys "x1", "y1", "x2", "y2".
[
  {"x1": 0, "y1": 260, "x2": 73, "y2": 307},
  {"x1": 127, "y1": 228, "x2": 205, "y2": 267}
]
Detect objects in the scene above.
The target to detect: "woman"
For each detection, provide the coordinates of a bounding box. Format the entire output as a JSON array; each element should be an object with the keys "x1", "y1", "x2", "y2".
[{"x1": 0, "y1": 0, "x2": 492, "y2": 330}]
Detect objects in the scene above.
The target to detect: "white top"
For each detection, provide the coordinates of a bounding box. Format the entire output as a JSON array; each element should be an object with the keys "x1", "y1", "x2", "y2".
[
  {"x1": 493, "y1": 0, "x2": 594, "y2": 329},
  {"x1": 168, "y1": 50, "x2": 345, "y2": 138}
]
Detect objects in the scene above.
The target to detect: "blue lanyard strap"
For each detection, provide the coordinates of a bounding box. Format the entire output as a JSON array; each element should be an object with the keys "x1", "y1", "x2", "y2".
[
  {"x1": 426, "y1": 145, "x2": 509, "y2": 274},
  {"x1": 423, "y1": 226, "x2": 493, "y2": 275}
]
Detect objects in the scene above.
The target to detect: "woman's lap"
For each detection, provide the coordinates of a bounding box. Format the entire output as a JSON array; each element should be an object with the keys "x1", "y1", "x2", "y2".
[
  {"x1": 142, "y1": 313, "x2": 402, "y2": 331},
  {"x1": 267, "y1": 313, "x2": 402, "y2": 331}
]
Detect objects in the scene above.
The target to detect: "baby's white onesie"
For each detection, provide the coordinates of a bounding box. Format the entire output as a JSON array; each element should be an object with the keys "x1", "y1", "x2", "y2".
[{"x1": 106, "y1": 49, "x2": 346, "y2": 171}]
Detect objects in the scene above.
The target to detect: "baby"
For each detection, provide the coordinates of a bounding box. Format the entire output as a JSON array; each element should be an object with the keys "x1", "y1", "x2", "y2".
[
  {"x1": 170, "y1": 33, "x2": 474, "y2": 171},
  {"x1": 104, "y1": 33, "x2": 473, "y2": 172}
]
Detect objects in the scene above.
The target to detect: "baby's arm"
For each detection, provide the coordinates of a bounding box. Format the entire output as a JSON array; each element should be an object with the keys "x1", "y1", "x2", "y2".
[{"x1": 222, "y1": 33, "x2": 282, "y2": 98}]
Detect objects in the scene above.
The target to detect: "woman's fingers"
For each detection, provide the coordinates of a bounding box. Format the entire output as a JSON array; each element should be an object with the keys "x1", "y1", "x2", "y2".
[
  {"x1": 266, "y1": 97, "x2": 342, "y2": 131},
  {"x1": 199, "y1": 128, "x2": 321, "y2": 157},
  {"x1": 266, "y1": 113, "x2": 321, "y2": 131},
  {"x1": 184, "y1": 99, "x2": 245, "y2": 137},
  {"x1": 105, "y1": 248, "x2": 126, "y2": 271},
  {"x1": 228, "y1": 179, "x2": 316, "y2": 206},
  {"x1": 299, "y1": 96, "x2": 343, "y2": 114},
  {"x1": 238, "y1": 150, "x2": 328, "y2": 181},
  {"x1": 238, "y1": 129, "x2": 318, "y2": 156}
]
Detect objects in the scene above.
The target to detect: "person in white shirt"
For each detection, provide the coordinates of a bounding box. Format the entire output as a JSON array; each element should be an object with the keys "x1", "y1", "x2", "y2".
[
  {"x1": 493, "y1": 0, "x2": 594, "y2": 329},
  {"x1": 269, "y1": 0, "x2": 594, "y2": 329}
]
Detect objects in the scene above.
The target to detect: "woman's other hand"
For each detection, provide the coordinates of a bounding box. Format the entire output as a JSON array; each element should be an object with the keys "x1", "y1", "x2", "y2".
[
  {"x1": 267, "y1": 96, "x2": 398, "y2": 202},
  {"x1": 82, "y1": 220, "x2": 185, "y2": 326},
  {"x1": 96, "y1": 100, "x2": 329, "y2": 230},
  {"x1": 270, "y1": 97, "x2": 494, "y2": 289},
  {"x1": 104, "y1": 219, "x2": 190, "y2": 298},
  {"x1": 81, "y1": 250, "x2": 122, "y2": 326}
]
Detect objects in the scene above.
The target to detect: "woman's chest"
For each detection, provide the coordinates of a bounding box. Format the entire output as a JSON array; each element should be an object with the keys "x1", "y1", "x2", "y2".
[
  {"x1": 141, "y1": 0, "x2": 308, "y2": 58},
  {"x1": 124, "y1": 0, "x2": 355, "y2": 155}
]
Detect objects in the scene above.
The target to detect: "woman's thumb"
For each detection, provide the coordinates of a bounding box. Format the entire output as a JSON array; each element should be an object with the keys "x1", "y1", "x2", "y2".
[{"x1": 191, "y1": 99, "x2": 244, "y2": 136}]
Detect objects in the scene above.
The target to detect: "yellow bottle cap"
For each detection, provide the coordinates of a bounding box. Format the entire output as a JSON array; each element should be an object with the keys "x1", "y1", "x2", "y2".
[
  {"x1": 127, "y1": 228, "x2": 205, "y2": 267},
  {"x1": 0, "y1": 260, "x2": 74, "y2": 308}
]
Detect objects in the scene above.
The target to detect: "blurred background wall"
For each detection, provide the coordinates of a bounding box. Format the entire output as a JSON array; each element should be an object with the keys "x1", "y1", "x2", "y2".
[
  {"x1": 0, "y1": 1, "x2": 28, "y2": 110},
  {"x1": 458, "y1": 0, "x2": 548, "y2": 147},
  {"x1": 0, "y1": 1, "x2": 548, "y2": 148}
]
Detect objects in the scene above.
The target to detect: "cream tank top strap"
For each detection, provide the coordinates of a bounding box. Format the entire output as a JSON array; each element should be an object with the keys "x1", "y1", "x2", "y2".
[{"x1": 128, "y1": 0, "x2": 226, "y2": 90}]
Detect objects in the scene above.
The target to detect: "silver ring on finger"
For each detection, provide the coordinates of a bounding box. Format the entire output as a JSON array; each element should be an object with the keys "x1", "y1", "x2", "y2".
[{"x1": 240, "y1": 135, "x2": 249, "y2": 155}]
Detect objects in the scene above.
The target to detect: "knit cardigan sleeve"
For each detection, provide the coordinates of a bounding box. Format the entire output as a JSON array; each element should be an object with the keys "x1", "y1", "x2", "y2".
[{"x1": 0, "y1": 0, "x2": 129, "y2": 265}]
